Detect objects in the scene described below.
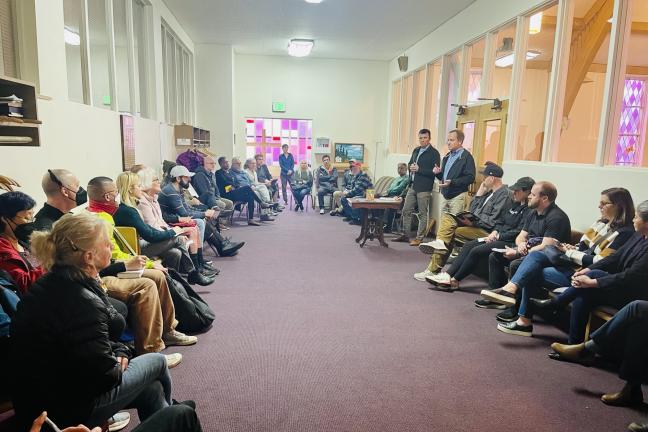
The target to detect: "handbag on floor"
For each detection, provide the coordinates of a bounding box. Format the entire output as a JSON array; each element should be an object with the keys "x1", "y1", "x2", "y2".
[{"x1": 166, "y1": 268, "x2": 215, "y2": 333}]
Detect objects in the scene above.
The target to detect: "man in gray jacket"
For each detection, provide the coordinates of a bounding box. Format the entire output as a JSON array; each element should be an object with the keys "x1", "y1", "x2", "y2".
[{"x1": 417, "y1": 162, "x2": 513, "y2": 276}]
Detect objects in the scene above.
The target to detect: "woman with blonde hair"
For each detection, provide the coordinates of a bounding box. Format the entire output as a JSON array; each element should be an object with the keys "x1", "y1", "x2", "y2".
[
  {"x1": 113, "y1": 172, "x2": 215, "y2": 286},
  {"x1": 10, "y1": 213, "x2": 174, "y2": 430}
]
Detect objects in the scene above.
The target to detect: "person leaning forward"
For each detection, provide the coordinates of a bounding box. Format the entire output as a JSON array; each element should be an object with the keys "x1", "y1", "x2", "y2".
[{"x1": 393, "y1": 128, "x2": 441, "y2": 246}]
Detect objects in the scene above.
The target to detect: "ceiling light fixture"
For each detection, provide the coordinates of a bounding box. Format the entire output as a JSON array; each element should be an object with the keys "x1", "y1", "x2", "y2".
[
  {"x1": 288, "y1": 39, "x2": 314, "y2": 57},
  {"x1": 495, "y1": 50, "x2": 541, "y2": 68},
  {"x1": 304, "y1": 0, "x2": 323, "y2": 3},
  {"x1": 64, "y1": 27, "x2": 80, "y2": 46},
  {"x1": 528, "y1": 11, "x2": 542, "y2": 34}
]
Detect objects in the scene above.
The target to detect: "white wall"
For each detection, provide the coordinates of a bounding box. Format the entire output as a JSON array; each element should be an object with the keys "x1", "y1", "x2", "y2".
[
  {"x1": 0, "y1": 0, "x2": 191, "y2": 202},
  {"x1": 232, "y1": 54, "x2": 389, "y2": 178}
]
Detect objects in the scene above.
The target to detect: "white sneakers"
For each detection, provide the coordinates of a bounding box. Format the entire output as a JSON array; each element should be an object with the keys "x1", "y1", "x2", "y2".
[
  {"x1": 418, "y1": 239, "x2": 448, "y2": 254},
  {"x1": 165, "y1": 353, "x2": 183, "y2": 369},
  {"x1": 428, "y1": 272, "x2": 451, "y2": 285},
  {"x1": 413, "y1": 269, "x2": 436, "y2": 281},
  {"x1": 319, "y1": 209, "x2": 325, "y2": 214},
  {"x1": 108, "y1": 411, "x2": 131, "y2": 432},
  {"x1": 163, "y1": 329, "x2": 198, "y2": 346}
]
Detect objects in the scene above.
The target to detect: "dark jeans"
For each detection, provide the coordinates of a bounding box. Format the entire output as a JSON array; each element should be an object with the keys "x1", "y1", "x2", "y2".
[
  {"x1": 555, "y1": 269, "x2": 648, "y2": 343},
  {"x1": 591, "y1": 300, "x2": 648, "y2": 384},
  {"x1": 488, "y1": 252, "x2": 524, "y2": 290},
  {"x1": 133, "y1": 404, "x2": 202, "y2": 432},
  {"x1": 447, "y1": 239, "x2": 507, "y2": 281},
  {"x1": 317, "y1": 186, "x2": 336, "y2": 208},
  {"x1": 293, "y1": 186, "x2": 310, "y2": 206},
  {"x1": 512, "y1": 250, "x2": 574, "y2": 318},
  {"x1": 341, "y1": 197, "x2": 362, "y2": 220},
  {"x1": 225, "y1": 185, "x2": 262, "y2": 219},
  {"x1": 280, "y1": 174, "x2": 292, "y2": 203}
]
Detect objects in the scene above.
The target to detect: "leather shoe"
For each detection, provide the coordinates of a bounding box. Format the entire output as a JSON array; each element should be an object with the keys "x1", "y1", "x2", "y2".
[
  {"x1": 530, "y1": 298, "x2": 555, "y2": 310},
  {"x1": 602, "y1": 384, "x2": 643, "y2": 407},
  {"x1": 220, "y1": 240, "x2": 245, "y2": 257},
  {"x1": 549, "y1": 342, "x2": 595, "y2": 365},
  {"x1": 187, "y1": 270, "x2": 215, "y2": 286},
  {"x1": 391, "y1": 234, "x2": 409, "y2": 243},
  {"x1": 409, "y1": 239, "x2": 422, "y2": 246}
]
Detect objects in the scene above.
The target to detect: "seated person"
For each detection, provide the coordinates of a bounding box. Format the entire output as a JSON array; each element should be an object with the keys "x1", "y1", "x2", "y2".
[
  {"x1": 0, "y1": 191, "x2": 45, "y2": 293},
  {"x1": 419, "y1": 177, "x2": 534, "y2": 289},
  {"x1": 495, "y1": 188, "x2": 635, "y2": 337},
  {"x1": 113, "y1": 172, "x2": 215, "y2": 286},
  {"x1": 479, "y1": 181, "x2": 572, "y2": 313},
  {"x1": 330, "y1": 159, "x2": 356, "y2": 216},
  {"x1": 10, "y1": 213, "x2": 175, "y2": 430},
  {"x1": 255, "y1": 153, "x2": 282, "y2": 206},
  {"x1": 531, "y1": 200, "x2": 648, "y2": 343},
  {"x1": 244, "y1": 158, "x2": 277, "y2": 217},
  {"x1": 32, "y1": 169, "x2": 87, "y2": 231},
  {"x1": 215, "y1": 157, "x2": 271, "y2": 225},
  {"x1": 315, "y1": 155, "x2": 338, "y2": 214},
  {"x1": 550, "y1": 300, "x2": 648, "y2": 409},
  {"x1": 379, "y1": 162, "x2": 410, "y2": 230},
  {"x1": 417, "y1": 163, "x2": 513, "y2": 276},
  {"x1": 291, "y1": 160, "x2": 313, "y2": 211},
  {"x1": 191, "y1": 156, "x2": 234, "y2": 215},
  {"x1": 158, "y1": 165, "x2": 219, "y2": 274},
  {"x1": 340, "y1": 161, "x2": 373, "y2": 224},
  {"x1": 86, "y1": 176, "x2": 196, "y2": 356}
]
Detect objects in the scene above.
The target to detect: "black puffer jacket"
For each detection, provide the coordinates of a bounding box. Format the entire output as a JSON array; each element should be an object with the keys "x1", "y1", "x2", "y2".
[{"x1": 10, "y1": 267, "x2": 122, "y2": 429}]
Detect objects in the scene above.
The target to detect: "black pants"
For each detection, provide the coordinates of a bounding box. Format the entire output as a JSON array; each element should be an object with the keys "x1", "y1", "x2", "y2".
[
  {"x1": 132, "y1": 404, "x2": 202, "y2": 432},
  {"x1": 447, "y1": 239, "x2": 507, "y2": 281},
  {"x1": 317, "y1": 186, "x2": 336, "y2": 208},
  {"x1": 226, "y1": 185, "x2": 262, "y2": 219},
  {"x1": 488, "y1": 253, "x2": 524, "y2": 289},
  {"x1": 293, "y1": 186, "x2": 310, "y2": 206},
  {"x1": 590, "y1": 300, "x2": 648, "y2": 384}
]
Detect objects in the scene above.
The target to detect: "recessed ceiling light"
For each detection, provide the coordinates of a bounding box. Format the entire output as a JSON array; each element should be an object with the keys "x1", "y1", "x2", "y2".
[
  {"x1": 288, "y1": 39, "x2": 314, "y2": 57},
  {"x1": 495, "y1": 50, "x2": 541, "y2": 68},
  {"x1": 305, "y1": 0, "x2": 323, "y2": 3}
]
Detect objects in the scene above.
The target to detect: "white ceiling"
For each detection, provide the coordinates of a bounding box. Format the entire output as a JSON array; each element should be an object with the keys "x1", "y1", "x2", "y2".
[{"x1": 162, "y1": 0, "x2": 477, "y2": 61}]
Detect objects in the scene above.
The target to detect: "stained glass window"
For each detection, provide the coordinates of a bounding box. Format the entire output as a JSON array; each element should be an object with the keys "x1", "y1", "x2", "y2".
[
  {"x1": 245, "y1": 117, "x2": 312, "y2": 166},
  {"x1": 616, "y1": 79, "x2": 646, "y2": 166}
]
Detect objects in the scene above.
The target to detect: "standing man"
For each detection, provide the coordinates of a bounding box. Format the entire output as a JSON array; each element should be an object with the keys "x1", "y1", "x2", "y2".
[
  {"x1": 430, "y1": 129, "x2": 476, "y2": 248},
  {"x1": 393, "y1": 129, "x2": 441, "y2": 246},
  {"x1": 279, "y1": 144, "x2": 295, "y2": 205},
  {"x1": 316, "y1": 155, "x2": 338, "y2": 214}
]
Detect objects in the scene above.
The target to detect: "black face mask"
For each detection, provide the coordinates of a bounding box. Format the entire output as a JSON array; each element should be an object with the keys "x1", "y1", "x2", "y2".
[
  {"x1": 75, "y1": 186, "x2": 88, "y2": 206},
  {"x1": 5, "y1": 217, "x2": 34, "y2": 245},
  {"x1": 180, "y1": 180, "x2": 190, "y2": 189}
]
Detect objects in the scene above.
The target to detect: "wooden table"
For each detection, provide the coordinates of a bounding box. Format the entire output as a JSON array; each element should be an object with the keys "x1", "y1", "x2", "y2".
[{"x1": 350, "y1": 198, "x2": 402, "y2": 247}]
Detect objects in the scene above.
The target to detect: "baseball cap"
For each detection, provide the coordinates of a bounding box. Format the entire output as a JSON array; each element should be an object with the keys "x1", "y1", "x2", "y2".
[
  {"x1": 350, "y1": 160, "x2": 362, "y2": 168},
  {"x1": 479, "y1": 163, "x2": 504, "y2": 178},
  {"x1": 510, "y1": 176, "x2": 535, "y2": 191},
  {"x1": 170, "y1": 165, "x2": 195, "y2": 178}
]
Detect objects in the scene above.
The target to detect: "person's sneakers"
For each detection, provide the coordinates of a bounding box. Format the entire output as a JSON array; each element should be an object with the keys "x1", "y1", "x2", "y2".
[
  {"x1": 480, "y1": 288, "x2": 517, "y2": 306},
  {"x1": 497, "y1": 321, "x2": 533, "y2": 337},
  {"x1": 329, "y1": 209, "x2": 339, "y2": 216},
  {"x1": 628, "y1": 421, "x2": 648, "y2": 432},
  {"x1": 163, "y1": 329, "x2": 198, "y2": 346},
  {"x1": 165, "y1": 353, "x2": 183, "y2": 369},
  {"x1": 495, "y1": 307, "x2": 518, "y2": 322},
  {"x1": 260, "y1": 202, "x2": 271, "y2": 209},
  {"x1": 418, "y1": 239, "x2": 448, "y2": 254},
  {"x1": 108, "y1": 411, "x2": 131, "y2": 432},
  {"x1": 474, "y1": 299, "x2": 506, "y2": 309},
  {"x1": 319, "y1": 209, "x2": 325, "y2": 214},
  {"x1": 391, "y1": 234, "x2": 409, "y2": 243},
  {"x1": 427, "y1": 272, "x2": 451, "y2": 285},
  {"x1": 187, "y1": 270, "x2": 216, "y2": 286},
  {"x1": 260, "y1": 214, "x2": 275, "y2": 221},
  {"x1": 248, "y1": 220, "x2": 261, "y2": 226},
  {"x1": 413, "y1": 269, "x2": 436, "y2": 282}
]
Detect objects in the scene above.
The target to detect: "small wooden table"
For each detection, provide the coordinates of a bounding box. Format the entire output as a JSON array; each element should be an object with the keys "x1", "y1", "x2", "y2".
[{"x1": 350, "y1": 198, "x2": 402, "y2": 247}]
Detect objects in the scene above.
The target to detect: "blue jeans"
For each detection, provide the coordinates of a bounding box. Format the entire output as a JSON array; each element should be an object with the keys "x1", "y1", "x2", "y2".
[
  {"x1": 88, "y1": 353, "x2": 172, "y2": 427},
  {"x1": 341, "y1": 197, "x2": 362, "y2": 220},
  {"x1": 193, "y1": 218, "x2": 205, "y2": 244},
  {"x1": 512, "y1": 250, "x2": 574, "y2": 317}
]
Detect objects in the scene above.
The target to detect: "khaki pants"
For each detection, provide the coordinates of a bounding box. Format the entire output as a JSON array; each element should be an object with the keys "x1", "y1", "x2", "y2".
[
  {"x1": 215, "y1": 197, "x2": 234, "y2": 211},
  {"x1": 103, "y1": 269, "x2": 177, "y2": 354},
  {"x1": 427, "y1": 193, "x2": 484, "y2": 272},
  {"x1": 402, "y1": 189, "x2": 433, "y2": 240}
]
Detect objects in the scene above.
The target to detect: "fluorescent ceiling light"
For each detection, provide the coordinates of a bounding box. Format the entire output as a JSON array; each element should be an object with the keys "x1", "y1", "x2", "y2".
[
  {"x1": 64, "y1": 27, "x2": 80, "y2": 46},
  {"x1": 305, "y1": 0, "x2": 323, "y2": 3},
  {"x1": 288, "y1": 39, "x2": 314, "y2": 57},
  {"x1": 528, "y1": 11, "x2": 542, "y2": 34},
  {"x1": 495, "y1": 50, "x2": 541, "y2": 68}
]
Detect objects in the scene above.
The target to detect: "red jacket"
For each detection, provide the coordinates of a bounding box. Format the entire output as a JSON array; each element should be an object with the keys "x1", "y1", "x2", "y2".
[{"x1": 0, "y1": 237, "x2": 45, "y2": 294}]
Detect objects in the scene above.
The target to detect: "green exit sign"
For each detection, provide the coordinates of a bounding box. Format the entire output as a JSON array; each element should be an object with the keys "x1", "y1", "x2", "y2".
[{"x1": 272, "y1": 101, "x2": 286, "y2": 112}]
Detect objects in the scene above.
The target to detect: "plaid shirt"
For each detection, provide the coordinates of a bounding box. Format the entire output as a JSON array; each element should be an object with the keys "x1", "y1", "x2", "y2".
[{"x1": 345, "y1": 172, "x2": 373, "y2": 198}]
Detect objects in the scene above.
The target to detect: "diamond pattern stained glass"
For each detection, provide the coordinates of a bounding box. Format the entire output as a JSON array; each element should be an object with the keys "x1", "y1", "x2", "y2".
[
  {"x1": 245, "y1": 117, "x2": 312, "y2": 167},
  {"x1": 616, "y1": 79, "x2": 646, "y2": 166}
]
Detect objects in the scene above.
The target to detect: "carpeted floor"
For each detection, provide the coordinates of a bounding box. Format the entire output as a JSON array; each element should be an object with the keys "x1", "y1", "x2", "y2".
[{"x1": 161, "y1": 209, "x2": 645, "y2": 432}]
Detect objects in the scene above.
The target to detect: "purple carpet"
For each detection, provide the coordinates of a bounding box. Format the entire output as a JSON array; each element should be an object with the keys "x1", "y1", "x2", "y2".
[{"x1": 155, "y1": 209, "x2": 642, "y2": 431}]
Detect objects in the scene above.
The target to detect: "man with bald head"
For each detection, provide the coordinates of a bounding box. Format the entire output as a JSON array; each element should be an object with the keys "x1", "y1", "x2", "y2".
[
  {"x1": 32, "y1": 169, "x2": 87, "y2": 232},
  {"x1": 192, "y1": 156, "x2": 234, "y2": 215}
]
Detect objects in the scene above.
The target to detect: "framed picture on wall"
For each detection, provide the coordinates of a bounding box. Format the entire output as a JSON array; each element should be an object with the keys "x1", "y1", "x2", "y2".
[{"x1": 334, "y1": 143, "x2": 364, "y2": 163}]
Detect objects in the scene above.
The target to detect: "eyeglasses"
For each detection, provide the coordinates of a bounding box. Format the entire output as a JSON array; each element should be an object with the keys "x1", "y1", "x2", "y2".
[{"x1": 599, "y1": 201, "x2": 613, "y2": 207}]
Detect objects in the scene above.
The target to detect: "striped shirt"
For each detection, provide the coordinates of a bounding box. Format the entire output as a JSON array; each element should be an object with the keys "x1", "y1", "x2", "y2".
[{"x1": 565, "y1": 221, "x2": 634, "y2": 266}]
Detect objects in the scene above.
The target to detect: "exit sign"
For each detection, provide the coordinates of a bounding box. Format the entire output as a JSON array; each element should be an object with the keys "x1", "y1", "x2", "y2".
[{"x1": 272, "y1": 101, "x2": 286, "y2": 112}]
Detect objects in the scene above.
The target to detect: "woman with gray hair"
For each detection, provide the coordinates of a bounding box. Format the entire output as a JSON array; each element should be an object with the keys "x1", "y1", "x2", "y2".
[
  {"x1": 9, "y1": 213, "x2": 175, "y2": 430},
  {"x1": 533, "y1": 199, "x2": 648, "y2": 345}
]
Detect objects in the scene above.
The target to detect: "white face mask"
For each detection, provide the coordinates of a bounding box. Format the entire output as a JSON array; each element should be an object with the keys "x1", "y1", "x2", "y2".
[{"x1": 114, "y1": 193, "x2": 121, "y2": 205}]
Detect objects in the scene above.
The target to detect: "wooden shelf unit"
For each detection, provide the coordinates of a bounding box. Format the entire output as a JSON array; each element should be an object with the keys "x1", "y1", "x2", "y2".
[
  {"x1": 0, "y1": 75, "x2": 40, "y2": 147},
  {"x1": 174, "y1": 124, "x2": 210, "y2": 148}
]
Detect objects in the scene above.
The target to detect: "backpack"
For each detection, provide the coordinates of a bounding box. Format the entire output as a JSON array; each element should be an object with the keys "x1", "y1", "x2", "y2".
[{"x1": 165, "y1": 269, "x2": 215, "y2": 333}]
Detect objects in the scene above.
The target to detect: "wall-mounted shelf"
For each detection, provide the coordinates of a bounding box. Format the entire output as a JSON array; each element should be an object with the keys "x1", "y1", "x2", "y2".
[
  {"x1": 174, "y1": 124, "x2": 210, "y2": 148},
  {"x1": 0, "y1": 76, "x2": 40, "y2": 147}
]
